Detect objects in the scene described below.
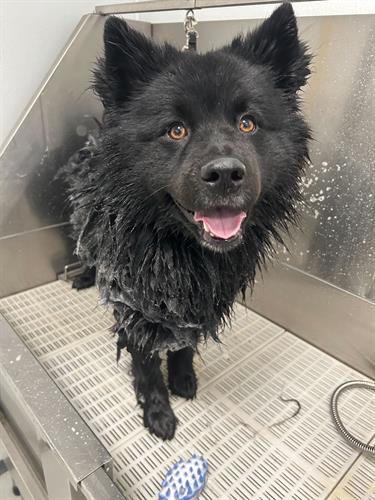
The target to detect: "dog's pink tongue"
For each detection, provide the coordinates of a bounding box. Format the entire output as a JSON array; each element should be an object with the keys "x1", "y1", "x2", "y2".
[{"x1": 194, "y1": 208, "x2": 246, "y2": 240}]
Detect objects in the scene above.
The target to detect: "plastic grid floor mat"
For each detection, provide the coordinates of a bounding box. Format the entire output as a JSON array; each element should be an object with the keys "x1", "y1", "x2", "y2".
[
  {"x1": 0, "y1": 281, "x2": 111, "y2": 358},
  {"x1": 0, "y1": 281, "x2": 374, "y2": 499},
  {"x1": 327, "y1": 437, "x2": 375, "y2": 500},
  {"x1": 111, "y1": 335, "x2": 374, "y2": 500}
]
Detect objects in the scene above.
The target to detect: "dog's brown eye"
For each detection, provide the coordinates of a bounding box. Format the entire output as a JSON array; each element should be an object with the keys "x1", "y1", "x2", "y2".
[
  {"x1": 239, "y1": 115, "x2": 256, "y2": 134},
  {"x1": 168, "y1": 123, "x2": 188, "y2": 141}
]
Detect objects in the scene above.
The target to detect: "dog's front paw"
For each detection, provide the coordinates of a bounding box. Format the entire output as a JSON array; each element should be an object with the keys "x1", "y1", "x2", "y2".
[
  {"x1": 143, "y1": 395, "x2": 177, "y2": 440},
  {"x1": 169, "y1": 369, "x2": 197, "y2": 400}
]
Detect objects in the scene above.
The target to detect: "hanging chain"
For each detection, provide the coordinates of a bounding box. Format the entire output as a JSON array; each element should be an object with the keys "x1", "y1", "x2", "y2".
[{"x1": 182, "y1": 9, "x2": 198, "y2": 52}]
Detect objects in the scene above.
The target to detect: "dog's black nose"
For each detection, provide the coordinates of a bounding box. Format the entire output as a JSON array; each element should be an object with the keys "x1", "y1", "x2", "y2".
[{"x1": 200, "y1": 157, "x2": 246, "y2": 191}]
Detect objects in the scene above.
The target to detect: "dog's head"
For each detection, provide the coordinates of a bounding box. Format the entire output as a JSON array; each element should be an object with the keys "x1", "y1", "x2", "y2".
[{"x1": 95, "y1": 3, "x2": 311, "y2": 253}]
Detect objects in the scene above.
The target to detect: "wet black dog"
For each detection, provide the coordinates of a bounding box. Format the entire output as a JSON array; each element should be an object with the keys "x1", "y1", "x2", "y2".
[{"x1": 64, "y1": 3, "x2": 311, "y2": 439}]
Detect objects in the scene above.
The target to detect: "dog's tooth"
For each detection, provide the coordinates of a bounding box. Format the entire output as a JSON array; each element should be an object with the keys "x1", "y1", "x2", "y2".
[{"x1": 203, "y1": 221, "x2": 209, "y2": 233}]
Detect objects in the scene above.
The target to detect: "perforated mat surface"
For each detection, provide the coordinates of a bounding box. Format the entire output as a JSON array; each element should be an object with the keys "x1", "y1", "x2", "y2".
[{"x1": 0, "y1": 281, "x2": 374, "y2": 499}]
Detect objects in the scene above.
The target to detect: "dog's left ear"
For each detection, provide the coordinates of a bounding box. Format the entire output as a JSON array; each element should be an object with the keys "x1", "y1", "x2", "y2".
[{"x1": 229, "y1": 3, "x2": 311, "y2": 92}]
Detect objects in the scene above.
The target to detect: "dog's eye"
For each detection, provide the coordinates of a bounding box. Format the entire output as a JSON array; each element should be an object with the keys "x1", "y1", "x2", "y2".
[
  {"x1": 239, "y1": 115, "x2": 256, "y2": 134},
  {"x1": 168, "y1": 123, "x2": 188, "y2": 141}
]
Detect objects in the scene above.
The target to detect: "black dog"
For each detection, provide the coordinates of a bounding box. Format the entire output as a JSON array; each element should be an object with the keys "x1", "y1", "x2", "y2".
[{"x1": 64, "y1": 3, "x2": 311, "y2": 440}]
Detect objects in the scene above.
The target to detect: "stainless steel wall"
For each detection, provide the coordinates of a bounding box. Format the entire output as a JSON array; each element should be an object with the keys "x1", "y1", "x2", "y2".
[
  {"x1": 0, "y1": 15, "x2": 101, "y2": 297},
  {"x1": 0, "y1": 16, "x2": 151, "y2": 297}
]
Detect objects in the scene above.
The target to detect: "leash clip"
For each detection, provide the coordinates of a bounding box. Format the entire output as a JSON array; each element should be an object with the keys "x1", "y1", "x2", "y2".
[{"x1": 182, "y1": 9, "x2": 198, "y2": 52}]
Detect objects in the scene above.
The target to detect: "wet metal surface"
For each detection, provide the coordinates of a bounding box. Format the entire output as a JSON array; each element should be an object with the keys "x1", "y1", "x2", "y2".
[
  {"x1": 0, "y1": 16, "x2": 150, "y2": 297},
  {"x1": 0, "y1": 312, "x2": 111, "y2": 486}
]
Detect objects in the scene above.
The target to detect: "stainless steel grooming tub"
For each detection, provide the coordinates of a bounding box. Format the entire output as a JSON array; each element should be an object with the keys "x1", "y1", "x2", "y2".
[{"x1": 0, "y1": 2, "x2": 374, "y2": 499}]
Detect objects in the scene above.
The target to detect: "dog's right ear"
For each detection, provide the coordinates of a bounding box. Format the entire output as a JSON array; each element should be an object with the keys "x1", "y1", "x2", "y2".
[{"x1": 94, "y1": 17, "x2": 173, "y2": 107}]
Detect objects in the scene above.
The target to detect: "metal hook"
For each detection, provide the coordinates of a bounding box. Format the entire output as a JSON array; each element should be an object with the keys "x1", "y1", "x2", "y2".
[{"x1": 182, "y1": 9, "x2": 198, "y2": 52}]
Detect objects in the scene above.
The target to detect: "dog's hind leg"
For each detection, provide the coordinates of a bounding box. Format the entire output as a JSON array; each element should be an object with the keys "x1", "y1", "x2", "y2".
[
  {"x1": 131, "y1": 350, "x2": 177, "y2": 440},
  {"x1": 168, "y1": 347, "x2": 197, "y2": 400},
  {"x1": 72, "y1": 266, "x2": 96, "y2": 290}
]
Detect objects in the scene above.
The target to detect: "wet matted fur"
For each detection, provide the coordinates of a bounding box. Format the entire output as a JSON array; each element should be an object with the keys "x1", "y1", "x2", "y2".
[{"x1": 63, "y1": 3, "x2": 311, "y2": 439}]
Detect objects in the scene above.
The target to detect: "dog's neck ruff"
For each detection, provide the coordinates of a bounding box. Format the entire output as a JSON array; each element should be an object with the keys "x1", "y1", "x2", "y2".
[{"x1": 96, "y1": 227, "x2": 245, "y2": 355}]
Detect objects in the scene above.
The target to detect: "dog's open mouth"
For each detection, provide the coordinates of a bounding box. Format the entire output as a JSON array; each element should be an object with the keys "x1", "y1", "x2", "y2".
[
  {"x1": 193, "y1": 209, "x2": 246, "y2": 240},
  {"x1": 174, "y1": 200, "x2": 247, "y2": 249}
]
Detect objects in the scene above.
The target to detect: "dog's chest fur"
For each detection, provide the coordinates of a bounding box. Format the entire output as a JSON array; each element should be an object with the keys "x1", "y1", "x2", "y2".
[{"x1": 99, "y1": 222, "x2": 254, "y2": 354}]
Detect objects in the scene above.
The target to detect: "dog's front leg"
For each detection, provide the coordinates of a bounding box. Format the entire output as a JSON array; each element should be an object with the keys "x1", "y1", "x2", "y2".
[{"x1": 131, "y1": 349, "x2": 177, "y2": 440}]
